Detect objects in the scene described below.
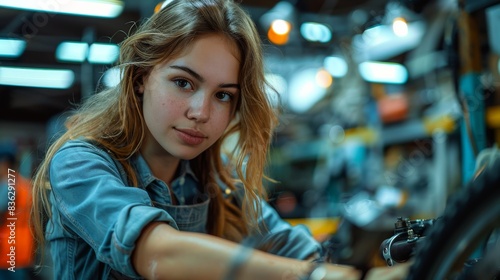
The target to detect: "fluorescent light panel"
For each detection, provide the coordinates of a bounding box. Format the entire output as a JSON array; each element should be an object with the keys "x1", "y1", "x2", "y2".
[
  {"x1": 324, "y1": 56, "x2": 347, "y2": 78},
  {"x1": 56, "y1": 42, "x2": 88, "y2": 62},
  {"x1": 88, "y1": 43, "x2": 119, "y2": 64},
  {"x1": 103, "y1": 67, "x2": 122, "y2": 88},
  {"x1": 0, "y1": 38, "x2": 26, "y2": 58},
  {"x1": 0, "y1": 0, "x2": 124, "y2": 18},
  {"x1": 288, "y1": 68, "x2": 327, "y2": 113},
  {"x1": 300, "y1": 22, "x2": 332, "y2": 43},
  {"x1": 354, "y1": 21, "x2": 425, "y2": 61},
  {"x1": 0, "y1": 66, "x2": 75, "y2": 89},
  {"x1": 359, "y1": 61, "x2": 408, "y2": 84},
  {"x1": 55, "y1": 41, "x2": 119, "y2": 64}
]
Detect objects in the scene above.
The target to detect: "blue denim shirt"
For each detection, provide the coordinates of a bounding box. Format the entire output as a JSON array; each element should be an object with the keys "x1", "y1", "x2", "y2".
[{"x1": 47, "y1": 140, "x2": 320, "y2": 279}]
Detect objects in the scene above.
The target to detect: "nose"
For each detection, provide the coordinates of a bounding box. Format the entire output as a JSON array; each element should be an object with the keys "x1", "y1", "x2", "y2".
[{"x1": 186, "y1": 91, "x2": 210, "y2": 122}]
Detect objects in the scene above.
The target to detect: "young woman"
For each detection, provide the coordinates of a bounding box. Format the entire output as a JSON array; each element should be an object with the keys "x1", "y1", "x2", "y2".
[{"x1": 32, "y1": 0, "x2": 408, "y2": 279}]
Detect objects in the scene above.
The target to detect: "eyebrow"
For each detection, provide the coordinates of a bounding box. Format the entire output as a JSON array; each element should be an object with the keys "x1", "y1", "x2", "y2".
[
  {"x1": 220, "y1": 83, "x2": 240, "y2": 90},
  {"x1": 170, "y1": 65, "x2": 240, "y2": 90}
]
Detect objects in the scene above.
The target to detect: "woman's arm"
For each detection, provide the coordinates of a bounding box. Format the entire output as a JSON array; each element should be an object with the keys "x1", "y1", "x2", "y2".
[{"x1": 132, "y1": 222, "x2": 361, "y2": 280}]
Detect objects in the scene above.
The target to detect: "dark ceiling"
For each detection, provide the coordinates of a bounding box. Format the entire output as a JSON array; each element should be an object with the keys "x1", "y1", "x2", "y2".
[{"x1": 0, "y1": 0, "x2": 417, "y2": 124}]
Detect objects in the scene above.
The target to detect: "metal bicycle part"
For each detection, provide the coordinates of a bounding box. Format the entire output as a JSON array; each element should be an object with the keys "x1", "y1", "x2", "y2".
[
  {"x1": 380, "y1": 217, "x2": 433, "y2": 267},
  {"x1": 381, "y1": 232, "x2": 407, "y2": 266},
  {"x1": 407, "y1": 159, "x2": 500, "y2": 280}
]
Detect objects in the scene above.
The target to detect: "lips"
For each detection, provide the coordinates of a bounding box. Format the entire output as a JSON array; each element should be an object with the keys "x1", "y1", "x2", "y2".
[{"x1": 174, "y1": 128, "x2": 207, "y2": 145}]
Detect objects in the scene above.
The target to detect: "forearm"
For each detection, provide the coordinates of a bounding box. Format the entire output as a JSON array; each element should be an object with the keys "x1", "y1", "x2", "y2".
[{"x1": 132, "y1": 222, "x2": 360, "y2": 280}]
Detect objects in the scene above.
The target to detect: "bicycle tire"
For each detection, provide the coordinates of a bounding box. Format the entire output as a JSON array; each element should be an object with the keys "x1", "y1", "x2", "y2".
[{"x1": 407, "y1": 156, "x2": 500, "y2": 280}]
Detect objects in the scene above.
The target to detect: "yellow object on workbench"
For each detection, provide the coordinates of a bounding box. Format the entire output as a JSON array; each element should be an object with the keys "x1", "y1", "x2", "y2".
[{"x1": 285, "y1": 217, "x2": 340, "y2": 242}]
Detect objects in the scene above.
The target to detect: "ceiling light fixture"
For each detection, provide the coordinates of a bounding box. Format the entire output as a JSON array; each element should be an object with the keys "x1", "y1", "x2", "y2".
[
  {"x1": 315, "y1": 69, "x2": 333, "y2": 88},
  {"x1": 359, "y1": 61, "x2": 408, "y2": 84},
  {"x1": 56, "y1": 42, "x2": 89, "y2": 62},
  {"x1": 353, "y1": 21, "x2": 425, "y2": 61},
  {"x1": 260, "y1": 1, "x2": 296, "y2": 45},
  {"x1": 300, "y1": 22, "x2": 332, "y2": 43},
  {"x1": 55, "y1": 41, "x2": 119, "y2": 64},
  {"x1": 324, "y1": 56, "x2": 348, "y2": 78},
  {"x1": 154, "y1": 0, "x2": 174, "y2": 13},
  {"x1": 0, "y1": 66, "x2": 75, "y2": 89},
  {"x1": 268, "y1": 19, "x2": 291, "y2": 45},
  {"x1": 0, "y1": 38, "x2": 26, "y2": 58},
  {"x1": 0, "y1": 0, "x2": 124, "y2": 18},
  {"x1": 102, "y1": 67, "x2": 122, "y2": 88},
  {"x1": 392, "y1": 17, "x2": 408, "y2": 37},
  {"x1": 288, "y1": 68, "x2": 328, "y2": 113},
  {"x1": 88, "y1": 43, "x2": 120, "y2": 64}
]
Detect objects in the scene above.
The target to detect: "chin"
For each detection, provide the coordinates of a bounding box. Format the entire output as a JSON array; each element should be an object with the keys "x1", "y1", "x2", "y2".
[{"x1": 174, "y1": 151, "x2": 204, "y2": 161}]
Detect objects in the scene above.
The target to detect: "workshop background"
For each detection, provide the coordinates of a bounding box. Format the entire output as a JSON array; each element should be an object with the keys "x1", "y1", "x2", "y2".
[{"x1": 1, "y1": 0, "x2": 500, "y2": 278}]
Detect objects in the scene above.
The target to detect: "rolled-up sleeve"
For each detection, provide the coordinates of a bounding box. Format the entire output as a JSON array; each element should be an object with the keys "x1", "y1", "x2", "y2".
[{"x1": 49, "y1": 142, "x2": 176, "y2": 277}]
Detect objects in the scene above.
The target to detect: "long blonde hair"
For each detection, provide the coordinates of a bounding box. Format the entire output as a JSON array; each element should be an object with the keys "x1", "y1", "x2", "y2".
[{"x1": 32, "y1": 0, "x2": 277, "y2": 249}]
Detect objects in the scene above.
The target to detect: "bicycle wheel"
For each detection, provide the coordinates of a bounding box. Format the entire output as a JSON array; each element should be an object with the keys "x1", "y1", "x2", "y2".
[{"x1": 407, "y1": 156, "x2": 500, "y2": 280}]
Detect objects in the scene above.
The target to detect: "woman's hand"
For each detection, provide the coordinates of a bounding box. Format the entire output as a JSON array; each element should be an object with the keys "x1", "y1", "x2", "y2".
[
  {"x1": 322, "y1": 263, "x2": 362, "y2": 280},
  {"x1": 300, "y1": 262, "x2": 411, "y2": 280},
  {"x1": 364, "y1": 262, "x2": 412, "y2": 280}
]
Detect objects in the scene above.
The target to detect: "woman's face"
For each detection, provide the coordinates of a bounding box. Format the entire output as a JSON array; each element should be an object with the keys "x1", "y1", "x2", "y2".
[{"x1": 140, "y1": 34, "x2": 241, "y2": 161}]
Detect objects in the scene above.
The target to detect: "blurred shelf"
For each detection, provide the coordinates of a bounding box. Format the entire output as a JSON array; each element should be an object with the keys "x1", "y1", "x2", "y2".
[
  {"x1": 383, "y1": 114, "x2": 456, "y2": 146},
  {"x1": 279, "y1": 114, "x2": 457, "y2": 162}
]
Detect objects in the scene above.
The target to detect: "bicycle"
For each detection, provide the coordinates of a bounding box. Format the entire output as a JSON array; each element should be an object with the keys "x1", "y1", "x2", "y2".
[{"x1": 380, "y1": 147, "x2": 500, "y2": 279}]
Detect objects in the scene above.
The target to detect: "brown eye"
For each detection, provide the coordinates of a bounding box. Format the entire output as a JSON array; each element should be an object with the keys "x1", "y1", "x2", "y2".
[
  {"x1": 215, "y1": 91, "x2": 232, "y2": 102},
  {"x1": 173, "y1": 78, "x2": 192, "y2": 90}
]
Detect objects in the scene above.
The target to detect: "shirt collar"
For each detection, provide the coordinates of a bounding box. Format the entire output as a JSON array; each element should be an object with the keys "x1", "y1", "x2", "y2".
[
  {"x1": 177, "y1": 159, "x2": 198, "y2": 181},
  {"x1": 131, "y1": 154, "x2": 198, "y2": 189}
]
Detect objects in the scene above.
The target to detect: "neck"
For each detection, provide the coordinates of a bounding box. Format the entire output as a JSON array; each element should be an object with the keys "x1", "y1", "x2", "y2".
[
  {"x1": 153, "y1": 157, "x2": 180, "y2": 185},
  {"x1": 140, "y1": 130, "x2": 182, "y2": 185},
  {"x1": 141, "y1": 149, "x2": 180, "y2": 185}
]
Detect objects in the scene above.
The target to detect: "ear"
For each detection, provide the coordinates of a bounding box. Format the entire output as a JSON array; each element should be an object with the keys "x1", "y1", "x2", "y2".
[
  {"x1": 137, "y1": 74, "x2": 149, "y2": 94},
  {"x1": 135, "y1": 84, "x2": 144, "y2": 95}
]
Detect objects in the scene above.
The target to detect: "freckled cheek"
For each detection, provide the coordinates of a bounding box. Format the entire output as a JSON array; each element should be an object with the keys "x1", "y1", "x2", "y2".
[
  {"x1": 148, "y1": 99, "x2": 169, "y2": 122},
  {"x1": 156, "y1": 98, "x2": 185, "y2": 119},
  {"x1": 214, "y1": 107, "x2": 234, "y2": 127}
]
